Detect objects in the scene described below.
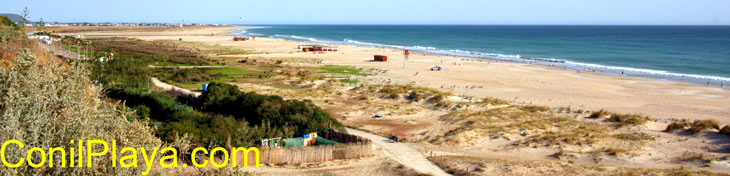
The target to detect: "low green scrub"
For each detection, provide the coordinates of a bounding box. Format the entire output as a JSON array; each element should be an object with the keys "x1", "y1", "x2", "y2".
[
  {"x1": 87, "y1": 57, "x2": 152, "y2": 88},
  {"x1": 320, "y1": 65, "x2": 369, "y2": 76},
  {"x1": 1, "y1": 39, "x2": 161, "y2": 174},
  {"x1": 155, "y1": 68, "x2": 222, "y2": 84},
  {"x1": 200, "y1": 82, "x2": 344, "y2": 134}
]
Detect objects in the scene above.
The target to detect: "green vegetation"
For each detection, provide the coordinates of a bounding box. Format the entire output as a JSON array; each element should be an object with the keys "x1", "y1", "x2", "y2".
[
  {"x1": 90, "y1": 57, "x2": 152, "y2": 88},
  {"x1": 0, "y1": 16, "x2": 19, "y2": 30},
  {"x1": 84, "y1": 37, "x2": 343, "y2": 148},
  {"x1": 0, "y1": 26, "x2": 161, "y2": 175},
  {"x1": 154, "y1": 67, "x2": 270, "y2": 90},
  {"x1": 134, "y1": 105, "x2": 151, "y2": 120},
  {"x1": 200, "y1": 82, "x2": 344, "y2": 133},
  {"x1": 90, "y1": 38, "x2": 211, "y2": 66},
  {"x1": 155, "y1": 68, "x2": 222, "y2": 85},
  {"x1": 176, "y1": 41, "x2": 257, "y2": 55},
  {"x1": 320, "y1": 65, "x2": 369, "y2": 76}
]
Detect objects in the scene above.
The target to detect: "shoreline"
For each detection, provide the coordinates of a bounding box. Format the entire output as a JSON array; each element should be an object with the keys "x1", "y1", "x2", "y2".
[
  {"x1": 235, "y1": 26, "x2": 730, "y2": 87},
  {"x1": 63, "y1": 26, "x2": 730, "y2": 124}
]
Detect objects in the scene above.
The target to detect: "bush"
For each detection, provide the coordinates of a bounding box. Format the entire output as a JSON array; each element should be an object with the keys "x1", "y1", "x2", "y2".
[
  {"x1": 665, "y1": 122, "x2": 689, "y2": 132},
  {"x1": 689, "y1": 120, "x2": 720, "y2": 134},
  {"x1": 606, "y1": 113, "x2": 648, "y2": 127},
  {"x1": 89, "y1": 57, "x2": 152, "y2": 89},
  {"x1": 0, "y1": 49, "x2": 161, "y2": 175},
  {"x1": 200, "y1": 82, "x2": 344, "y2": 139},
  {"x1": 588, "y1": 109, "x2": 608, "y2": 118},
  {"x1": 521, "y1": 105, "x2": 551, "y2": 113},
  {"x1": 719, "y1": 125, "x2": 730, "y2": 136},
  {"x1": 134, "y1": 105, "x2": 151, "y2": 120},
  {"x1": 407, "y1": 91, "x2": 423, "y2": 102}
]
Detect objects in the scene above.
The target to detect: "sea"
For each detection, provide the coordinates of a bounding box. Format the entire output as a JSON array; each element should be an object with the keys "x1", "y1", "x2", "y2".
[{"x1": 235, "y1": 25, "x2": 730, "y2": 85}]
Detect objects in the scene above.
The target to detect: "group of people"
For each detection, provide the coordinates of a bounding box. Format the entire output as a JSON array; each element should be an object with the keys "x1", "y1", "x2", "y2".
[{"x1": 707, "y1": 80, "x2": 725, "y2": 88}]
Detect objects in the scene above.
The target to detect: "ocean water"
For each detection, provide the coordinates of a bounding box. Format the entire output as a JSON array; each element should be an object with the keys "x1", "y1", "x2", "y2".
[{"x1": 236, "y1": 25, "x2": 730, "y2": 85}]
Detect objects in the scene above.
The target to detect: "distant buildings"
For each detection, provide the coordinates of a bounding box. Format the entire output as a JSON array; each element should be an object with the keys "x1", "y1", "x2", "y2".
[{"x1": 24, "y1": 22, "x2": 225, "y2": 27}]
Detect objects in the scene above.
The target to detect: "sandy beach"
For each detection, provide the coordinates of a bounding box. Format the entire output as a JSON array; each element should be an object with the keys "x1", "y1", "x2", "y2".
[
  {"x1": 68, "y1": 26, "x2": 730, "y2": 124},
  {"x1": 49, "y1": 25, "x2": 730, "y2": 175}
]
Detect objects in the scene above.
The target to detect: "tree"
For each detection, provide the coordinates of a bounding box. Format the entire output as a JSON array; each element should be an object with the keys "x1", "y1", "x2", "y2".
[
  {"x1": 19, "y1": 7, "x2": 29, "y2": 29},
  {"x1": 36, "y1": 17, "x2": 44, "y2": 32}
]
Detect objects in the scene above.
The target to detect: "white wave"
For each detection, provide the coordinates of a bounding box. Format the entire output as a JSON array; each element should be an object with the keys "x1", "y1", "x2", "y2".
[
  {"x1": 564, "y1": 61, "x2": 730, "y2": 82},
  {"x1": 258, "y1": 31, "x2": 730, "y2": 83}
]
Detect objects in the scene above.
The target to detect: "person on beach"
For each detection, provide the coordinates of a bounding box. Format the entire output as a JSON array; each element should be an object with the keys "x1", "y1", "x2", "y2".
[{"x1": 707, "y1": 80, "x2": 711, "y2": 86}]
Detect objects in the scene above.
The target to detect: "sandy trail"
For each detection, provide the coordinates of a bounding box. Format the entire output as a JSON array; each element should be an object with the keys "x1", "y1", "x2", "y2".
[
  {"x1": 346, "y1": 128, "x2": 450, "y2": 176},
  {"x1": 151, "y1": 77, "x2": 201, "y2": 96},
  {"x1": 150, "y1": 78, "x2": 448, "y2": 175}
]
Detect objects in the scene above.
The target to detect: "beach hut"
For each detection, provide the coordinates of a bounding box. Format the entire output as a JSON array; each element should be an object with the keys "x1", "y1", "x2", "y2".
[
  {"x1": 374, "y1": 55, "x2": 388, "y2": 62},
  {"x1": 300, "y1": 45, "x2": 338, "y2": 52}
]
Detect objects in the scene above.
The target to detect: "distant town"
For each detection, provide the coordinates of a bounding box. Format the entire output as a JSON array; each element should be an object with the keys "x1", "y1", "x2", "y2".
[{"x1": 24, "y1": 21, "x2": 226, "y2": 27}]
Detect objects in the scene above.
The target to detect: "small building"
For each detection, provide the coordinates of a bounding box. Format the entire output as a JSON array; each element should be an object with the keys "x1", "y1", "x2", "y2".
[
  {"x1": 374, "y1": 55, "x2": 387, "y2": 62},
  {"x1": 299, "y1": 45, "x2": 337, "y2": 52}
]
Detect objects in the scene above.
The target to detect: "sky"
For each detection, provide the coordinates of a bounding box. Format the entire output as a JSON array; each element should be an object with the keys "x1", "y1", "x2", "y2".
[{"x1": 1, "y1": 0, "x2": 730, "y2": 25}]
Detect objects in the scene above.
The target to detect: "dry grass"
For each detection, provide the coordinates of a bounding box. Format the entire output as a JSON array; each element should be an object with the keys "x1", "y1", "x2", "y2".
[
  {"x1": 689, "y1": 120, "x2": 720, "y2": 134},
  {"x1": 520, "y1": 105, "x2": 551, "y2": 113},
  {"x1": 587, "y1": 109, "x2": 608, "y2": 118},
  {"x1": 0, "y1": 45, "x2": 164, "y2": 175},
  {"x1": 673, "y1": 152, "x2": 714, "y2": 165},
  {"x1": 428, "y1": 154, "x2": 728, "y2": 176},
  {"x1": 605, "y1": 113, "x2": 649, "y2": 128},
  {"x1": 612, "y1": 133, "x2": 653, "y2": 141},
  {"x1": 665, "y1": 122, "x2": 690, "y2": 132},
  {"x1": 1, "y1": 26, "x2": 56, "y2": 68},
  {"x1": 720, "y1": 125, "x2": 730, "y2": 136}
]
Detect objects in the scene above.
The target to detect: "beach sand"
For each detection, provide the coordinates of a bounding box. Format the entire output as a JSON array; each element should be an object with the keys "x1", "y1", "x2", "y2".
[
  {"x1": 69, "y1": 26, "x2": 730, "y2": 124},
  {"x1": 59, "y1": 26, "x2": 730, "y2": 174}
]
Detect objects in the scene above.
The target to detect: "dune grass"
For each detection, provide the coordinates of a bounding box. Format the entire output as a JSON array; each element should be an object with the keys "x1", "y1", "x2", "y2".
[{"x1": 320, "y1": 65, "x2": 370, "y2": 76}]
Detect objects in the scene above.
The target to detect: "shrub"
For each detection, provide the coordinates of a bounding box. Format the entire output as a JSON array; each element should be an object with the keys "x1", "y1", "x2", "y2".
[
  {"x1": 0, "y1": 49, "x2": 161, "y2": 175},
  {"x1": 521, "y1": 105, "x2": 551, "y2": 113},
  {"x1": 407, "y1": 91, "x2": 423, "y2": 102},
  {"x1": 665, "y1": 122, "x2": 689, "y2": 132},
  {"x1": 482, "y1": 97, "x2": 509, "y2": 105},
  {"x1": 200, "y1": 82, "x2": 344, "y2": 137},
  {"x1": 689, "y1": 120, "x2": 720, "y2": 134},
  {"x1": 720, "y1": 125, "x2": 730, "y2": 136},
  {"x1": 134, "y1": 105, "x2": 151, "y2": 120},
  {"x1": 588, "y1": 109, "x2": 608, "y2": 118},
  {"x1": 606, "y1": 113, "x2": 648, "y2": 127}
]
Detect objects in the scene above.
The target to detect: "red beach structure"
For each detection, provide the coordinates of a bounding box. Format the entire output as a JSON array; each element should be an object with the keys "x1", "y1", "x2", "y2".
[{"x1": 374, "y1": 55, "x2": 388, "y2": 62}]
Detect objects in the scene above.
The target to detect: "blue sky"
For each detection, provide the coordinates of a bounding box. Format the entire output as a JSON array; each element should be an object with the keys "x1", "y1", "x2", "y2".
[{"x1": 2, "y1": 0, "x2": 729, "y2": 25}]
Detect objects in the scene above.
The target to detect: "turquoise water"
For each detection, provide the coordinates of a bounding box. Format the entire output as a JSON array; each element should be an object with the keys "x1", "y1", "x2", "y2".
[{"x1": 237, "y1": 25, "x2": 730, "y2": 85}]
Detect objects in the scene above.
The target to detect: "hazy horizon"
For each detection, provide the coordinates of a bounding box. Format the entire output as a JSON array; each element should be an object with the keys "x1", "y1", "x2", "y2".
[{"x1": 2, "y1": 0, "x2": 729, "y2": 25}]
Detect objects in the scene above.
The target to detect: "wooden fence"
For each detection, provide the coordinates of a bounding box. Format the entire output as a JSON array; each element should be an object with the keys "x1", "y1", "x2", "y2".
[{"x1": 235, "y1": 130, "x2": 372, "y2": 166}]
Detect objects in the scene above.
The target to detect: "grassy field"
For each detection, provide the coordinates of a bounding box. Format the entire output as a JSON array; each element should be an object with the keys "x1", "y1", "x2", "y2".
[{"x1": 320, "y1": 65, "x2": 370, "y2": 76}]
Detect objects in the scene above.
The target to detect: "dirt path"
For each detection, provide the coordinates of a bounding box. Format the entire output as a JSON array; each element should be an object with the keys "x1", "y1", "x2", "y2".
[
  {"x1": 151, "y1": 77, "x2": 201, "y2": 96},
  {"x1": 346, "y1": 128, "x2": 450, "y2": 176},
  {"x1": 148, "y1": 65, "x2": 227, "y2": 69},
  {"x1": 149, "y1": 78, "x2": 448, "y2": 175}
]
